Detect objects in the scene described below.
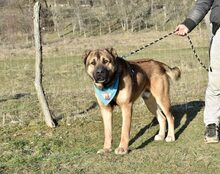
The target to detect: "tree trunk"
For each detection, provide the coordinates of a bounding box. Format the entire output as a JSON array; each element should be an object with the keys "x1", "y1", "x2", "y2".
[{"x1": 34, "y1": 2, "x2": 56, "y2": 128}]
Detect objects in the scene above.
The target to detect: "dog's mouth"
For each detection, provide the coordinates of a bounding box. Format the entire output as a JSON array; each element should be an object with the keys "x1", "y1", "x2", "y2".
[
  {"x1": 93, "y1": 66, "x2": 109, "y2": 84},
  {"x1": 95, "y1": 79, "x2": 106, "y2": 83},
  {"x1": 94, "y1": 77, "x2": 108, "y2": 88},
  {"x1": 94, "y1": 74, "x2": 107, "y2": 83},
  {"x1": 94, "y1": 79, "x2": 106, "y2": 89},
  {"x1": 94, "y1": 74, "x2": 112, "y2": 89}
]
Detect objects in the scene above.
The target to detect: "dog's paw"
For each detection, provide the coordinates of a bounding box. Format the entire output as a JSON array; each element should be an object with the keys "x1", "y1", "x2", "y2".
[
  {"x1": 165, "y1": 136, "x2": 175, "y2": 142},
  {"x1": 97, "y1": 148, "x2": 112, "y2": 154},
  {"x1": 154, "y1": 134, "x2": 165, "y2": 141},
  {"x1": 114, "y1": 147, "x2": 128, "y2": 155}
]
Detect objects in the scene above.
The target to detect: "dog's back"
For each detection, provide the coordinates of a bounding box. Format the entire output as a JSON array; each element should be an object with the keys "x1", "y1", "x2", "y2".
[{"x1": 130, "y1": 58, "x2": 181, "y2": 82}]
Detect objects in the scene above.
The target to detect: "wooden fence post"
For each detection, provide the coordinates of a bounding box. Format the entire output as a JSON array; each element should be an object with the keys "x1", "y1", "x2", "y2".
[{"x1": 34, "y1": 2, "x2": 56, "y2": 128}]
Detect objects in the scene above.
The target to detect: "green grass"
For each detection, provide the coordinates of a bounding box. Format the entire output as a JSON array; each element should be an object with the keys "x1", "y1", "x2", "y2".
[{"x1": 1, "y1": 30, "x2": 219, "y2": 174}]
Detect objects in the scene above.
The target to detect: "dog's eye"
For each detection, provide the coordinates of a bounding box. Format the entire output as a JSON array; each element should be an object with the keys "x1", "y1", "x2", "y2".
[
  {"x1": 103, "y1": 59, "x2": 109, "y2": 64},
  {"x1": 90, "y1": 60, "x2": 96, "y2": 65}
]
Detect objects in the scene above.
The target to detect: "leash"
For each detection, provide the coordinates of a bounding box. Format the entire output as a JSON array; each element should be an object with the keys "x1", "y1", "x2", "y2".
[
  {"x1": 186, "y1": 34, "x2": 209, "y2": 72},
  {"x1": 122, "y1": 30, "x2": 209, "y2": 72},
  {"x1": 122, "y1": 31, "x2": 176, "y2": 59}
]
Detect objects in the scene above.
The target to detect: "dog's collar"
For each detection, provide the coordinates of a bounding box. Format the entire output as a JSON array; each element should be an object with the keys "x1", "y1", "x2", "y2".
[{"x1": 94, "y1": 74, "x2": 119, "y2": 106}]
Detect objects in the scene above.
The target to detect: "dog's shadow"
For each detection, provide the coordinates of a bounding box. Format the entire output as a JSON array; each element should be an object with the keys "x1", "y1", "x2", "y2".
[{"x1": 129, "y1": 100, "x2": 205, "y2": 149}]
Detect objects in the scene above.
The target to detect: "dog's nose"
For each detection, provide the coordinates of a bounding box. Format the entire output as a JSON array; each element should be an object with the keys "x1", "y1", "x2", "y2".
[{"x1": 96, "y1": 67, "x2": 104, "y2": 75}]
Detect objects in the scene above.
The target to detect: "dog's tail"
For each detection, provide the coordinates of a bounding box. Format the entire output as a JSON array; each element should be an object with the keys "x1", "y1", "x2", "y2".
[{"x1": 163, "y1": 64, "x2": 181, "y2": 81}]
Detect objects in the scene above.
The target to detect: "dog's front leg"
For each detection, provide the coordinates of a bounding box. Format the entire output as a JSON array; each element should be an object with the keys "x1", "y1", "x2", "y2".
[
  {"x1": 97, "y1": 105, "x2": 113, "y2": 154},
  {"x1": 115, "y1": 103, "x2": 132, "y2": 155}
]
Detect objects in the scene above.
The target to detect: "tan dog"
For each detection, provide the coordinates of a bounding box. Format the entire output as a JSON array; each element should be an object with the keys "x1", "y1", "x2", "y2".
[{"x1": 83, "y1": 48, "x2": 181, "y2": 155}]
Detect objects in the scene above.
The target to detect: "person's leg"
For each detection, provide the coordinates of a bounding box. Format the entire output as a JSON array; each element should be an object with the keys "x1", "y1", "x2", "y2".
[{"x1": 204, "y1": 28, "x2": 220, "y2": 143}]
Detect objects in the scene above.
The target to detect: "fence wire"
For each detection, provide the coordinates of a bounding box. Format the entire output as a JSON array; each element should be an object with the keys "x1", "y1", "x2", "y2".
[
  {"x1": 0, "y1": 27, "x2": 210, "y2": 127},
  {"x1": 0, "y1": 2, "x2": 210, "y2": 127}
]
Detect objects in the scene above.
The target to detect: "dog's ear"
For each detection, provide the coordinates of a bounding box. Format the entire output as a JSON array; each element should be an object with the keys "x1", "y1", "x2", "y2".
[
  {"x1": 83, "y1": 50, "x2": 91, "y2": 65},
  {"x1": 106, "y1": 48, "x2": 118, "y2": 58}
]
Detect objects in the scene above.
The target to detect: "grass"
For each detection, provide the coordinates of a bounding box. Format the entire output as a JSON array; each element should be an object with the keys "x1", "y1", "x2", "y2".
[{"x1": 1, "y1": 29, "x2": 220, "y2": 174}]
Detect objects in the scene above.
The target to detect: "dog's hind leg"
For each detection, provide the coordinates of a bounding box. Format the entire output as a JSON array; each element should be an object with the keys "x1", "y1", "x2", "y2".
[
  {"x1": 142, "y1": 91, "x2": 166, "y2": 141},
  {"x1": 142, "y1": 91, "x2": 157, "y2": 115},
  {"x1": 154, "y1": 108, "x2": 166, "y2": 141},
  {"x1": 150, "y1": 77, "x2": 175, "y2": 142},
  {"x1": 154, "y1": 94, "x2": 175, "y2": 142}
]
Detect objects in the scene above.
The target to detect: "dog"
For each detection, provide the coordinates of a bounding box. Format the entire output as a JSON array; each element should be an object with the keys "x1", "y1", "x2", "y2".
[{"x1": 83, "y1": 48, "x2": 181, "y2": 155}]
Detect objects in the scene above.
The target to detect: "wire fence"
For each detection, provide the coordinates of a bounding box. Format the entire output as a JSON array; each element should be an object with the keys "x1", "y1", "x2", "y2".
[
  {"x1": 0, "y1": 27, "x2": 210, "y2": 127},
  {"x1": 0, "y1": 2, "x2": 210, "y2": 128}
]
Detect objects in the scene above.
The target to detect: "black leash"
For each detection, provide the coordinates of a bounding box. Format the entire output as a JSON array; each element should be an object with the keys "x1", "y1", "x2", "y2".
[
  {"x1": 122, "y1": 30, "x2": 209, "y2": 72},
  {"x1": 186, "y1": 34, "x2": 209, "y2": 72},
  {"x1": 122, "y1": 31, "x2": 176, "y2": 59}
]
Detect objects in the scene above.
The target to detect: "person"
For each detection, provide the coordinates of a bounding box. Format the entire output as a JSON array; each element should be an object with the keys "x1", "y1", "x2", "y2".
[{"x1": 175, "y1": 0, "x2": 220, "y2": 143}]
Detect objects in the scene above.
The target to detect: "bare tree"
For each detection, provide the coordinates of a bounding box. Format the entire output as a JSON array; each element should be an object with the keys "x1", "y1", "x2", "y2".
[
  {"x1": 72, "y1": 0, "x2": 86, "y2": 36},
  {"x1": 116, "y1": 0, "x2": 129, "y2": 31},
  {"x1": 34, "y1": 2, "x2": 56, "y2": 128}
]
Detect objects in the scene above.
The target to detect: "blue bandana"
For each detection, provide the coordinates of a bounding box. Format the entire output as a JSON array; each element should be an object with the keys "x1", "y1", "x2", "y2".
[{"x1": 94, "y1": 75, "x2": 119, "y2": 106}]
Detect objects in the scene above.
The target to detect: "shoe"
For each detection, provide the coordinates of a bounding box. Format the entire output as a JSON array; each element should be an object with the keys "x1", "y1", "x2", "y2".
[{"x1": 204, "y1": 123, "x2": 219, "y2": 144}]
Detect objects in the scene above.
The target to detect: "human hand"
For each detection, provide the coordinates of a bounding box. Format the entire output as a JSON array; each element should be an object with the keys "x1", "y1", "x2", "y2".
[{"x1": 175, "y1": 24, "x2": 189, "y2": 36}]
